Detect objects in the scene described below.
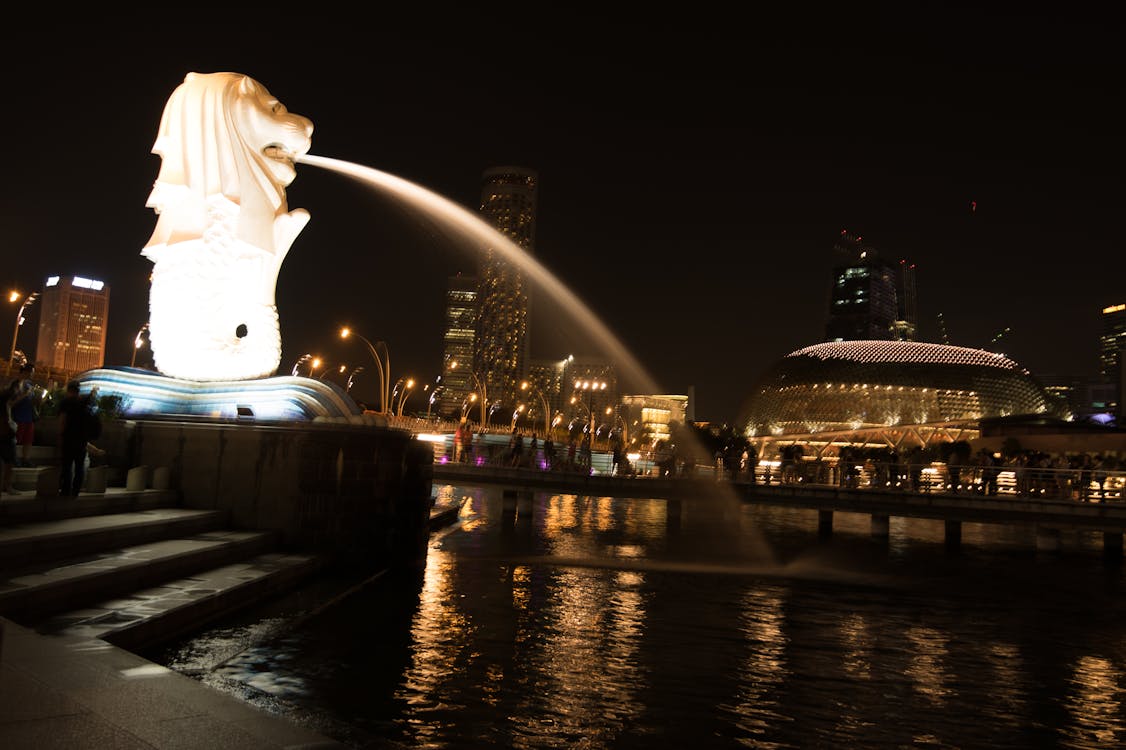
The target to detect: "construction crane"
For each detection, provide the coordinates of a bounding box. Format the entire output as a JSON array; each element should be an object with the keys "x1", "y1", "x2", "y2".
[
  {"x1": 989, "y1": 327, "x2": 1011, "y2": 348},
  {"x1": 937, "y1": 313, "x2": 951, "y2": 345}
]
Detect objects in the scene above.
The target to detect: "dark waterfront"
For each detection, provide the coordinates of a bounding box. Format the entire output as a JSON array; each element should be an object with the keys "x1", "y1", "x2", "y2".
[{"x1": 150, "y1": 483, "x2": 1126, "y2": 749}]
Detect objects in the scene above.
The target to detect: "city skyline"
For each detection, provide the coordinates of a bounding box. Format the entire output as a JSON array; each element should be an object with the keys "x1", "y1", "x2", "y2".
[{"x1": 2, "y1": 10, "x2": 1120, "y2": 422}]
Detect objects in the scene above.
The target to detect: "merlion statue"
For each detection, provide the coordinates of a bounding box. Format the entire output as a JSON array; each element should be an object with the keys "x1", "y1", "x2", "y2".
[{"x1": 141, "y1": 72, "x2": 313, "y2": 381}]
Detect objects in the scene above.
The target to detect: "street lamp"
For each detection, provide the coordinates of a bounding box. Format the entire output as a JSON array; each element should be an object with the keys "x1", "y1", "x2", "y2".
[
  {"x1": 8, "y1": 290, "x2": 39, "y2": 372},
  {"x1": 572, "y1": 379, "x2": 606, "y2": 437},
  {"x1": 426, "y1": 385, "x2": 444, "y2": 420},
  {"x1": 319, "y1": 362, "x2": 344, "y2": 381},
  {"x1": 130, "y1": 322, "x2": 149, "y2": 368},
  {"x1": 341, "y1": 326, "x2": 390, "y2": 414},
  {"x1": 451, "y1": 360, "x2": 488, "y2": 426},
  {"x1": 290, "y1": 353, "x2": 320, "y2": 377},
  {"x1": 392, "y1": 377, "x2": 415, "y2": 416},
  {"x1": 346, "y1": 366, "x2": 364, "y2": 392},
  {"x1": 461, "y1": 392, "x2": 478, "y2": 420},
  {"x1": 520, "y1": 380, "x2": 553, "y2": 436}
]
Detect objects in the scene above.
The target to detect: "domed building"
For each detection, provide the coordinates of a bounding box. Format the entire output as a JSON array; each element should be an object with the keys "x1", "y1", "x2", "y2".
[{"x1": 740, "y1": 340, "x2": 1064, "y2": 456}]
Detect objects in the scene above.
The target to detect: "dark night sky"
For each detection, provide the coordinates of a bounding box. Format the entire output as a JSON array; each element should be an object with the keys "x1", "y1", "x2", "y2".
[{"x1": 2, "y1": 8, "x2": 1120, "y2": 422}]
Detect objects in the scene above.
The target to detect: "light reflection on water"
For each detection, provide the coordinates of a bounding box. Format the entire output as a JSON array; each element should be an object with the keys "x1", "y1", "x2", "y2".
[{"x1": 154, "y1": 485, "x2": 1126, "y2": 748}]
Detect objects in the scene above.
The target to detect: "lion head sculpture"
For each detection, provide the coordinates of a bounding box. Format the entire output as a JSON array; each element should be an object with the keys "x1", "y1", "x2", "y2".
[{"x1": 141, "y1": 72, "x2": 313, "y2": 382}]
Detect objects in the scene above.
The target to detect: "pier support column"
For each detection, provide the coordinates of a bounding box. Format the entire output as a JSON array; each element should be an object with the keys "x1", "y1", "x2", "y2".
[
  {"x1": 1103, "y1": 532, "x2": 1123, "y2": 562},
  {"x1": 817, "y1": 510, "x2": 833, "y2": 538},
  {"x1": 870, "y1": 514, "x2": 890, "y2": 539},
  {"x1": 666, "y1": 499, "x2": 682, "y2": 533},
  {"x1": 502, "y1": 488, "x2": 518, "y2": 515},
  {"x1": 944, "y1": 520, "x2": 962, "y2": 549},
  {"x1": 1036, "y1": 526, "x2": 1062, "y2": 553},
  {"x1": 516, "y1": 491, "x2": 534, "y2": 518}
]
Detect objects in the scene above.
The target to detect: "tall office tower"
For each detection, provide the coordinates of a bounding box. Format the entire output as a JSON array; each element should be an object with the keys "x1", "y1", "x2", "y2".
[
  {"x1": 894, "y1": 259, "x2": 918, "y2": 341},
  {"x1": 474, "y1": 166, "x2": 537, "y2": 416},
  {"x1": 1100, "y1": 302, "x2": 1125, "y2": 414},
  {"x1": 825, "y1": 230, "x2": 914, "y2": 342},
  {"x1": 35, "y1": 274, "x2": 110, "y2": 373},
  {"x1": 438, "y1": 273, "x2": 478, "y2": 418}
]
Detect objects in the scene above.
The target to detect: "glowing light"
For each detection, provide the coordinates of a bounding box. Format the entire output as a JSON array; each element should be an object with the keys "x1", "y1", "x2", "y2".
[
  {"x1": 141, "y1": 72, "x2": 313, "y2": 382},
  {"x1": 45, "y1": 276, "x2": 59, "y2": 287}
]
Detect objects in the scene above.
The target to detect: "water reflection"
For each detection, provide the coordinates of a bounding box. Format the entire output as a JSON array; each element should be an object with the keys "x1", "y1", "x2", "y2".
[{"x1": 153, "y1": 485, "x2": 1126, "y2": 748}]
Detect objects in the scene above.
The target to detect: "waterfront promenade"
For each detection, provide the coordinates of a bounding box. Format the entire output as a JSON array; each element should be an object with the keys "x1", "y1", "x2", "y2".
[{"x1": 433, "y1": 458, "x2": 1126, "y2": 554}]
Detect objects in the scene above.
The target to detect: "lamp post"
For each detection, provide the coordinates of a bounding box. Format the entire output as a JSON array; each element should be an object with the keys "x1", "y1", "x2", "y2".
[
  {"x1": 451, "y1": 360, "x2": 488, "y2": 426},
  {"x1": 572, "y1": 379, "x2": 606, "y2": 438},
  {"x1": 569, "y1": 396, "x2": 592, "y2": 438},
  {"x1": 291, "y1": 353, "x2": 321, "y2": 377},
  {"x1": 291, "y1": 354, "x2": 312, "y2": 376},
  {"x1": 130, "y1": 323, "x2": 149, "y2": 368},
  {"x1": 392, "y1": 377, "x2": 415, "y2": 416},
  {"x1": 520, "y1": 380, "x2": 553, "y2": 436},
  {"x1": 426, "y1": 385, "x2": 443, "y2": 421},
  {"x1": 8, "y1": 290, "x2": 38, "y2": 373},
  {"x1": 461, "y1": 393, "x2": 478, "y2": 421},
  {"x1": 346, "y1": 366, "x2": 364, "y2": 392},
  {"x1": 341, "y1": 327, "x2": 390, "y2": 414}
]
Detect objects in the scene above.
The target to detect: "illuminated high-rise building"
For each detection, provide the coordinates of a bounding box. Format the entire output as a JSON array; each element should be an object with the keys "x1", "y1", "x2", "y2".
[
  {"x1": 1100, "y1": 302, "x2": 1125, "y2": 415},
  {"x1": 825, "y1": 230, "x2": 916, "y2": 342},
  {"x1": 438, "y1": 273, "x2": 478, "y2": 418},
  {"x1": 473, "y1": 166, "x2": 537, "y2": 416},
  {"x1": 35, "y1": 274, "x2": 110, "y2": 373}
]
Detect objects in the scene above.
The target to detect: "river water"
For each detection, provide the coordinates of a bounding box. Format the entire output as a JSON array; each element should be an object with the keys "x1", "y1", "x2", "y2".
[{"x1": 150, "y1": 482, "x2": 1126, "y2": 748}]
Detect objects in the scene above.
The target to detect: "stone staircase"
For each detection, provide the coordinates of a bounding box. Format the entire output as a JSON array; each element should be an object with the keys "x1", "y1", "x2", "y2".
[{"x1": 0, "y1": 449, "x2": 326, "y2": 653}]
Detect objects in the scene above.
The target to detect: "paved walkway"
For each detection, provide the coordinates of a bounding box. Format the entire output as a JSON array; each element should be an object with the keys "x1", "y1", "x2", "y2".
[{"x1": 0, "y1": 616, "x2": 344, "y2": 748}]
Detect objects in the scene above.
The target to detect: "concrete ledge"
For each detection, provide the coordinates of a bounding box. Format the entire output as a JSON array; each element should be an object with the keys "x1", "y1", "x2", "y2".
[
  {"x1": 85, "y1": 465, "x2": 108, "y2": 493},
  {"x1": 126, "y1": 466, "x2": 151, "y2": 491},
  {"x1": 152, "y1": 466, "x2": 172, "y2": 490},
  {"x1": 35, "y1": 469, "x2": 59, "y2": 498}
]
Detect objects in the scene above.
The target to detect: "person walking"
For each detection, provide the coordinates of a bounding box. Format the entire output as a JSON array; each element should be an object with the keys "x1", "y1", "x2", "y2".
[{"x1": 58, "y1": 382, "x2": 95, "y2": 497}]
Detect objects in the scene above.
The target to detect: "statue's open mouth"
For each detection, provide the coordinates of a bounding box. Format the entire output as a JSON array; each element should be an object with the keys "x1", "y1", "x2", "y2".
[{"x1": 263, "y1": 144, "x2": 294, "y2": 164}]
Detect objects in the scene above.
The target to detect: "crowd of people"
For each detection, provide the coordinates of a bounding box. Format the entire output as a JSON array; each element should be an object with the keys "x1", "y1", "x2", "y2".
[{"x1": 1, "y1": 367, "x2": 105, "y2": 499}]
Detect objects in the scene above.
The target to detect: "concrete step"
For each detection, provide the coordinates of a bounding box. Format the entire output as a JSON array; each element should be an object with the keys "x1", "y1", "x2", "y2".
[
  {"x1": 12, "y1": 463, "x2": 127, "y2": 492},
  {"x1": 35, "y1": 551, "x2": 326, "y2": 652},
  {"x1": 0, "y1": 508, "x2": 227, "y2": 569},
  {"x1": 0, "y1": 528, "x2": 279, "y2": 622},
  {"x1": 0, "y1": 487, "x2": 181, "y2": 524}
]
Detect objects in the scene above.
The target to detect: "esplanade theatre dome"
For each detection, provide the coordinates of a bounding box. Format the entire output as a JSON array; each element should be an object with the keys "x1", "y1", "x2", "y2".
[{"x1": 740, "y1": 341, "x2": 1061, "y2": 439}]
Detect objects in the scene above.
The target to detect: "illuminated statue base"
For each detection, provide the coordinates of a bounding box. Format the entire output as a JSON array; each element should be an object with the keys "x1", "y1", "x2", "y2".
[{"x1": 75, "y1": 368, "x2": 371, "y2": 423}]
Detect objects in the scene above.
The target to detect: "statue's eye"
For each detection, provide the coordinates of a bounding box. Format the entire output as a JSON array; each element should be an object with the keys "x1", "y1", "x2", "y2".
[
  {"x1": 236, "y1": 324, "x2": 248, "y2": 338},
  {"x1": 271, "y1": 101, "x2": 285, "y2": 115}
]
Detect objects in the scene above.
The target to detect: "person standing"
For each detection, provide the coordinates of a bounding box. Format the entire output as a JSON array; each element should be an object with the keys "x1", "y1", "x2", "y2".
[
  {"x1": 1, "y1": 379, "x2": 20, "y2": 496},
  {"x1": 58, "y1": 382, "x2": 94, "y2": 497},
  {"x1": 10, "y1": 364, "x2": 40, "y2": 467}
]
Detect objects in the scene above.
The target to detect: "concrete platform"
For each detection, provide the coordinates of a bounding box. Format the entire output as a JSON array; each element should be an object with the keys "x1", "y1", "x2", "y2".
[
  {"x1": 0, "y1": 616, "x2": 344, "y2": 748},
  {"x1": 0, "y1": 498, "x2": 463, "y2": 748}
]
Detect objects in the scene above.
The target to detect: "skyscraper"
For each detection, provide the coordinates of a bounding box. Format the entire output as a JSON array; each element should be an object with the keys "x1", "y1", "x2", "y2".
[
  {"x1": 1100, "y1": 302, "x2": 1125, "y2": 415},
  {"x1": 35, "y1": 274, "x2": 110, "y2": 373},
  {"x1": 473, "y1": 166, "x2": 537, "y2": 417},
  {"x1": 438, "y1": 273, "x2": 478, "y2": 418},
  {"x1": 825, "y1": 230, "x2": 916, "y2": 342}
]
